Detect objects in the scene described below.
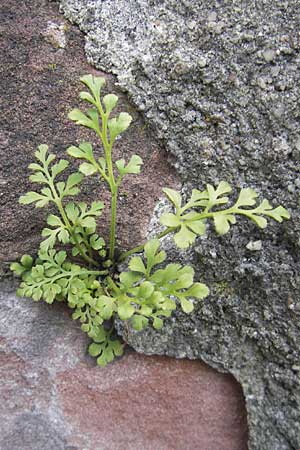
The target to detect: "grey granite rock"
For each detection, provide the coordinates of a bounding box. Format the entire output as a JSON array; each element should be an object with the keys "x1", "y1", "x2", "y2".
[
  {"x1": 0, "y1": 413, "x2": 67, "y2": 450},
  {"x1": 57, "y1": 1, "x2": 300, "y2": 449}
]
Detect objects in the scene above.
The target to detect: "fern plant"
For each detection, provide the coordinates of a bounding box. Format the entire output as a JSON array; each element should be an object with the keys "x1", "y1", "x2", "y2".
[{"x1": 11, "y1": 75, "x2": 290, "y2": 366}]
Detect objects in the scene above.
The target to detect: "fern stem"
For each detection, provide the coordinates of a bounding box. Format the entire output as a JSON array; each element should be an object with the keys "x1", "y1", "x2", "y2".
[
  {"x1": 96, "y1": 105, "x2": 118, "y2": 263},
  {"x1": 56, "y1": 199, "x2": 99, "y2": 267},
  {"x1": 118, "y1": 228, "x2": 172, "y2": 262},
  {"x1": 109, "y1": 190, "x2": 118, "y2": 262},
  {"x1": 35, "y1": 268, "x2": 107, "y2": 288},
  {"x1": 43, "y1": 168, "x2": 98, "y2": 267}
]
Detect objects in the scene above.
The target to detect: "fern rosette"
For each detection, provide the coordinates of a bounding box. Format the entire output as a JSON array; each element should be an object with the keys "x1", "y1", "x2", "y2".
[{"x1": 11, "y1": 74, "x2": 290, "y2": 366}]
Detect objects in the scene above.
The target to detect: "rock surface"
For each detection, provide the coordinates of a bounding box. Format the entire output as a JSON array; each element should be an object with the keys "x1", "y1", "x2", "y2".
[
  {"x1": 0, "y1": 1, "x2": 248, "y2": 449},
  {"x1": 0, "y1": 281, "x2": 248, "y2": 450},
  {"x1": 0, "y1": 0, "x2": 177, "y2": 271},
  {"x1": 58, "y1": 1, "x2": 300, "y2": 449}
]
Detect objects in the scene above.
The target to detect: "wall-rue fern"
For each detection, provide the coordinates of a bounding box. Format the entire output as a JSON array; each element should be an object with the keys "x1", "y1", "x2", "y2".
[{"x1": 11, "y1": 75, "x2": 290, "y2": 366}]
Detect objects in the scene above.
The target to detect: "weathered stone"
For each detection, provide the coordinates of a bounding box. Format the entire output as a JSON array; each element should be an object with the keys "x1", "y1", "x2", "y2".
[
  {"x1": 262, "y1": 49, "x2": 276, "y2": 63},
  {"x1": 0, "y1": 1, "x2": 247, "y2": 448},
  {"x1": 57, "y1": 354, "x2": 248, "y2": 450},
  {"x1": 0, "y1": 0, "x2": 177, "y2": 272},
  {"x1": 57, "y1": 1, "x2": 300, "y2": 449},
  {"x1": 0, "y1": 281, "x2": 248, "y2": 450}
]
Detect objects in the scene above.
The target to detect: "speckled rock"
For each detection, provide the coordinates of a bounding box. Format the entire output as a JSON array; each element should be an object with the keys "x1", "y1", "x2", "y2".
[{"x1": 58, "y1": 1, "x2": 300, "y2": 449}]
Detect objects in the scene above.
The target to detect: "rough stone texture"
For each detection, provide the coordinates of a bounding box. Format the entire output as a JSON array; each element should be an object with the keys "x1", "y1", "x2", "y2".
[
  {"x1": 0, "y1": 0, "x2": 178, "y2": 272},
  {"x1": 57, "y1": 1, "x2": 300, "y2": 449},
  {"x1": 0, "y1": 1, "x2": 248, "y2": 449},
  {"x1": 0, "y1": 281, "x2": 248, "y2": 450}
]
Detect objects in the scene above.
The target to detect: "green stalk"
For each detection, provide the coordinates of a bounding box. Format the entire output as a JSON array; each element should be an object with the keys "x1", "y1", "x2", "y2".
[
  {"x1": 56, "y1": 199, "x2": 99, "y2": 267},
  {"x1": 44, "y1": 168, "x2": 99, "y2": 267},
  {"x1": 117, "y1": 209, "x2": 228, "y2": 262},
  {"x1": 119, "y1": 204, "x2": 268, "y2": 262},
  {"x1": 95, "y1": 102, "x2": 118, "y2": 263},
  {"x1": 81, "y1": 229, "x2": 95, "y2": 260},
  {"x1": 118, "y1": 228, "x2": 172, "y2": 262},
  {"x1": 109, "y1": 189, "x2": 118, "y2": 261},
  {"x1": 37, "y1": 268, "x2": 107, "y2": 287}
]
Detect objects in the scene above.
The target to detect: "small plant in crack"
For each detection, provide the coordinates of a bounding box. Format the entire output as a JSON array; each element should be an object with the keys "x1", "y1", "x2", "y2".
[{"x1": 11, "y1": 75, "x2": 290, "y2": 366}]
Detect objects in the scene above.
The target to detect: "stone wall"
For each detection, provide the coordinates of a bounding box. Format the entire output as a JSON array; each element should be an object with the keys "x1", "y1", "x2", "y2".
[
  {"x1": 58, "y1": 1, "x2": 300, "y2": 449},
  {"x1": 0, "y1": 1, "x2": 248, "y2": 449}
]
